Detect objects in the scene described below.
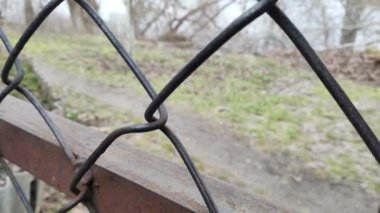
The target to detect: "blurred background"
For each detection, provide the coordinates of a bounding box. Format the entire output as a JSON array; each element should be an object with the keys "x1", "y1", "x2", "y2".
[{"x1": 0, "y1": 0, "x2": 380, "y2": 212}]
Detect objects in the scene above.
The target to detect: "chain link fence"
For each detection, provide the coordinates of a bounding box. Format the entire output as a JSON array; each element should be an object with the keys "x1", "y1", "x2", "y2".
[{"x1": 0, "y1": 0, "x2": 379, "y2": 212}]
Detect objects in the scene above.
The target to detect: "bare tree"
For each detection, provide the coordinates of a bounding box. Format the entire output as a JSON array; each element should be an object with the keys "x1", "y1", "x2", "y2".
[
  {"x1": 130, "y1": 0, "x2": 234, "y2": 42},
  {"x1": 163, "y1": 1, "x2": 219, "y2": 36},
  {"x1": 187, "y1": 0, "x2": 234, "y2": 40},
  {"x1": 163, "y1": 0, "x2": 236, "y2": 41},
  {"x1": 129, "y1": 0, "x2": 173, "y2": 38}
]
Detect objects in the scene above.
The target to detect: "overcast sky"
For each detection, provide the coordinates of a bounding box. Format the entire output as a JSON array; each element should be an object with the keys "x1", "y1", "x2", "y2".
[
  {"x1": 98, "y1": 0, "x2": 126, "y2": 19},
  {"x1": 55, "y1": 0, "x2": 127, "y2": 20}
]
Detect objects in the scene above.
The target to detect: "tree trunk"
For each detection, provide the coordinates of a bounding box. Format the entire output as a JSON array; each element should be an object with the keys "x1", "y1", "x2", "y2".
[
  {"x1": 68, "y1": 0, "x2": 99, "y2": 33},
  {"x1": 124, "y1": 0, "x2": 135, "y2": 53},
  {"x1": 24, "y1": 0, "x2": 34, "y2": 25},
  {"x1": 80, "y1": 0, "x2": 99, "y2": 33},
  {"x1": 340, "y1": 0, "x2": 364, "y2": 45},
  {"x1": 67, "y1": 0, "x2": 83, "y2": 30}
]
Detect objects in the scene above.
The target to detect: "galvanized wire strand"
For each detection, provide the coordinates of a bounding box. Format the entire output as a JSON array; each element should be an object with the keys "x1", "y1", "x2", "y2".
[
  {"x1": 58, "y1": 185, "x2": 88, "y2": 213},
  {"x1": 3, "y1": 0, "x2": 277, "y2": 212},
  {"x1": 73, "y1": 0, "x2": 165, "y2": 107},
  {"x1": 1, "y1": 29, "x2": 95, "y2": 213},
  {"x1": 160, "y1": 125, "x2": 218, "y2": 213},
  {"x1": 0, "y1": 1, "x2": 92, "y2": 212},
  {"x1": 0, "y1": 158, "x2": 34, "y2": 213},
  {"x1": 0, "y1": 28, "x2": 76, "y2": 162},
  {"x1": 0, "y1": 0, "x2": 379, "y2": 212},
  {"x1": 71, "y1": 0, "x2": 219, "y2": 211},
  {"x1": 72, "y1": 0, "x2": 167, "y2": 122},
  {"x1": 0, "y1": 0, "x2": 65, "y2": 102},
  {"x1": 266, "y1": 5, "x2": 380, "y2": 164},
  {"x1": 0, "y1": 28, "x2": 87, "y2": 212},
  {"x1": 0, "y1": 0, "x2": 76, "y2": 162},
  {"x1": 70, "y1": 121, "x2": 166, "y2": 193},
  {"x1": 144, "y1": 0, "x2": 278, "y2": 120}
]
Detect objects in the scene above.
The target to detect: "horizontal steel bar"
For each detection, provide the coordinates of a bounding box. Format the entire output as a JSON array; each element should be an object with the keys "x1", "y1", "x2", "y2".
[{"x1": 0, "y1": 96, "x2": 284, "y2": 213}]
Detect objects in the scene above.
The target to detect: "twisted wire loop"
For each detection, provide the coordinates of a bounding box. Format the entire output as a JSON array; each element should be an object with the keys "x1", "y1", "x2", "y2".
[
  {"x1": 0, "y1": 0, "x2": 379, "y2": 212},
  {"x1": 0, "y1": 0, "x2": 95, "y2": 211},
  {"x1": 146, "y1": 1, "x2": 380, "y2": 165},
  {"x1": 265, "y1": 6, "x2": 380, "y2": 164}
]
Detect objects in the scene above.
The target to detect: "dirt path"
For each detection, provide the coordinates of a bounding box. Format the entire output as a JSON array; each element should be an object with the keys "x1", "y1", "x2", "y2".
[{"x1": 30, "y1": 58, "x2": 379, "y2": 213}]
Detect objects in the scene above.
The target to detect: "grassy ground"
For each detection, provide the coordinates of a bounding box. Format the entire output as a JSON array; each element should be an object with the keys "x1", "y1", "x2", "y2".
[
  {"x1": 8, "y1": 33, "x2": 380, "y2": 194},
  {"x1": 52, "y1": 87, "x2": 247, "y2": 188},
  {"x1": 0, "y1": 53, "x2": 53, "y2": 108}
]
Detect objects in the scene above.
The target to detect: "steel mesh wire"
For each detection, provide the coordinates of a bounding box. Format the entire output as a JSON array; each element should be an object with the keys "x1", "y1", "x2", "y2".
[{"x1": 0, "y1": 0, "x2": 379, "y2": 212}]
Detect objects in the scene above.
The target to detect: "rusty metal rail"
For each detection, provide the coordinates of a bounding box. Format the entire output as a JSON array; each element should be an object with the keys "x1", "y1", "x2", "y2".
[
  {"x1": 0, "y1": 0, "x2": 379, "y2": 212},
  {"x1": 0, "y1": 96, "x2": 284, "y2": 212}
]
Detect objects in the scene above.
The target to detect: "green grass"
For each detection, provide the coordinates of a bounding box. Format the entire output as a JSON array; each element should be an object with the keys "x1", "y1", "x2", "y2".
[
  {"x1": 15, "y1": 33, "x2": 380, "y2": 194},
  {"x1": 53, "y1": 87, "x2": 187, "y2": 162},
  {"x1": 0, "y1": 53, "x2": 53, "y2": 109},
  {"x1": 325, "y1": 153, "x2": 358, "y2": 181},
  {"x1": 53, "y1": 89, "x2": 241, "y2": 187},
  {"x1": 53, "y1": 88, "x2": 136, "y2": 127}
]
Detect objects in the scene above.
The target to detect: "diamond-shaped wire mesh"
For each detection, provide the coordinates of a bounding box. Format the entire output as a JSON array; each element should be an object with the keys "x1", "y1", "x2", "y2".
[{"x1": 0, "y1": 0, "x2": 379, "y2": 212}]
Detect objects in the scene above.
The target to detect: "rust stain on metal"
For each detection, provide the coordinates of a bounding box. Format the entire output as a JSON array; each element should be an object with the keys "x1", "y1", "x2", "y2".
[
  {"x1": 0, "y1": 120, "x2": 192, "y2": 212},
  {"x1": 0, "y1": 97, "x2": 285, "y2": 213}
]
